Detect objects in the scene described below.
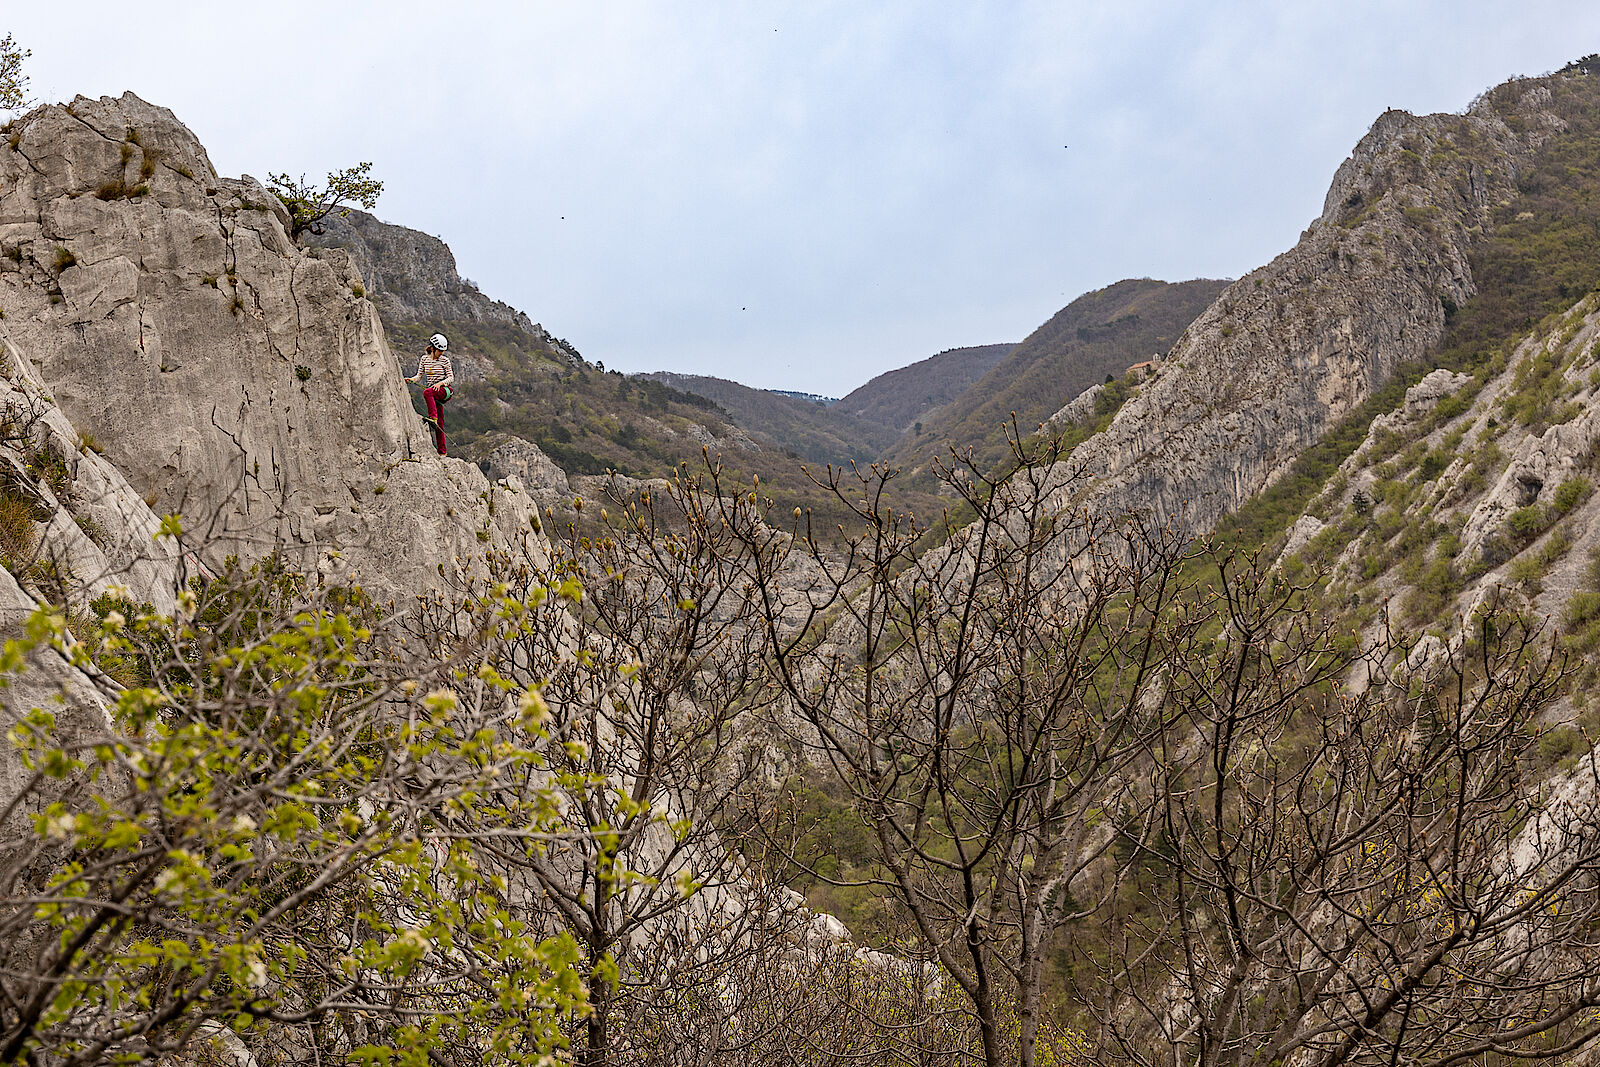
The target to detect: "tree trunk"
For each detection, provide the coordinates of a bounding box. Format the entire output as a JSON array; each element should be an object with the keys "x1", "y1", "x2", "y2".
[
  {"x1": 584, "y1": 1007, "x2": 608, "y2": 1067},
  {"x1": 584, "y1": 962, "x2": 610, "y2": 1067}
]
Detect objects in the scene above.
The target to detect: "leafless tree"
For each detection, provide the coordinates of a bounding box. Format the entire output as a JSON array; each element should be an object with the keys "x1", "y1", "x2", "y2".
[
  {"x1": 397, "y1": 493, "x2": 790, "y2": 1067},
  {"x1": 1090, "y1": 565, "x2": 1600, "y2": 1067},
  {"x1": 668, "y1": 430, "x2": 1213, "y2": 1067}
]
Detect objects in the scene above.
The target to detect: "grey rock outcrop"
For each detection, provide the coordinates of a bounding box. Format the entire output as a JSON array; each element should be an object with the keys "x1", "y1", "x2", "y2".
[
  {"x1": 1457, "y1": 311, "x2": 1600, "y2": 563},
  {"x1": 0, "y1": 93, "x2": 538, "y2": 601},
  {"x1": 0, "y1": 324, "x2": 182, "y2": 610},
  {"x1": 1055, "y1": 81, "x2": 1567, "y2": 536},
  {"x1": 1047, "y1": 382, "x2": 1106, "y2": 428},
  {"x1": 1297, "y1": 289, "x2": 1600, "y2": 641},
  {"x1": 478, "y1": 431, "x2": 572, "y2": 515},
  {"x1": 0, "y1": 319, "x2": 183, "y2": 818},
  {"x1": 309, "y1": 210, "x2": 534, "y2": 331}
]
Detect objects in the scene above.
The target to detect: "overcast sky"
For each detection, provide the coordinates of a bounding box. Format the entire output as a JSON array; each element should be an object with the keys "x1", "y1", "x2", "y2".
[{"x1": 8, "y1": 3, "x2": 1600, "y2": 395}]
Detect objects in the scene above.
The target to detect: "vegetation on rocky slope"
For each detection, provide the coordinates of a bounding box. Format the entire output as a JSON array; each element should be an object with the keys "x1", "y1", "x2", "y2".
[
  {"x1": 641, "y1": 370, "x2": 902, "y2": 464},
  {"x1": 1209, "y1": 67, "x2": 1600, "y2": 567},
  {"x1": 881, "y1": 277, "x2": 1227, "y2": 486},
  {"x1": 14, "y1": 43, "x2": 1600, "y2": 1067}
]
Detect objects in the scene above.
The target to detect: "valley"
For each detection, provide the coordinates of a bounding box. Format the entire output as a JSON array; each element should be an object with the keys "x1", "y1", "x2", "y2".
[{"x1": 3, "y1": 48, "x2": 1600, "y2": 1067}]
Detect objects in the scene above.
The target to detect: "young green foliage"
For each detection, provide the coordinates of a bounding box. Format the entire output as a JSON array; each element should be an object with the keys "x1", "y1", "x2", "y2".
[
  {"x1": 0, "y1": 35, "x2": 28, "y2": 112},
  {"x1": 0, "y1": 560, "x2": 589, "y2": 1065},
  {"x1": 268, "y1": 163, "x2": 383, "y2": 240}
]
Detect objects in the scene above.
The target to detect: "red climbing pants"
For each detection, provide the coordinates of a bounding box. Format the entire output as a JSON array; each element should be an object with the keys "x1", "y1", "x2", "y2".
[{"x1": 424, "y1": 385, "x2": 451, "y2": 455}]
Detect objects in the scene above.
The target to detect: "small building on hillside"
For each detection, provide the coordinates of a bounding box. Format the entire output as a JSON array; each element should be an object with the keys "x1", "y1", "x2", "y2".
[{"x1": 1124, "y1": 356, "x2": 1163, "y2": 381}]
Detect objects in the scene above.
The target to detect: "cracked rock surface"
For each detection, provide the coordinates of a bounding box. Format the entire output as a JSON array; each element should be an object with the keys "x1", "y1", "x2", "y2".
[
  {"x1": 1051, "y1": 84, "x2": 1568, "y2": 537},
  {"x1": 0, "y1": 94, "x2": 538, "y2": 600}
]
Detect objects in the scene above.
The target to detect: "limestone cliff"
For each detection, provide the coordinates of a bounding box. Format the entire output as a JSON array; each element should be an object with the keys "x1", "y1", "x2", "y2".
[
  {"x1": 1056, "y1": 77, "x2": 1573, "y2": 535},
  {"x1": 0, "y1": 93, "x2": 540, "y2": 601}
]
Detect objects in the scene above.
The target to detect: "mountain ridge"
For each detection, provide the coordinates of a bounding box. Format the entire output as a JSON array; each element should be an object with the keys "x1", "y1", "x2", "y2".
[
  {"x1": 1044, "y1": 72, "x2": 1591, "y2": 540},
  {"x1": 882, "y1": 277, "x2": 1228, "y2": 484}
]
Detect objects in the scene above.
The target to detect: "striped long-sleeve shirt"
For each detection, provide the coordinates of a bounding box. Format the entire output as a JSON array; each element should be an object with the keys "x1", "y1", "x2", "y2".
[{"x1": 413, "y1": 352, "x2": 454, "y2": 389}]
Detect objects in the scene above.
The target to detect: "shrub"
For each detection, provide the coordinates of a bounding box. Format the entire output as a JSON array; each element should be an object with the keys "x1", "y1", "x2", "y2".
[
  {"x1": 267, "y1": 162, "x2": 383, "y2": 239},
  {"x1": 1508, "y1": 505, "x2": 1546, "y2": 538},
  {"x1": 1508, "y1": 555, "x2": 1546, "y2": 591},
  {"x1": 0, "y1": 488, "x2": 37, "y2": 572},
  {"x1": 1537, "y1": 725, "x2": 1584, "y2": 769},
  {"x1": 27, "y1": 446, "x2": 71, "y2": 501},
  {"x1": 1477, "y1": 533, "x2": 1513, "y2": 571},
  {"x1": 295, "y1": 364, "x2": 311, "y2": 382},
  {"x1": 1564, "y1": 590, "x2": 1600, "y2": 628},
  {"x1": 1552, "y1": 475, "x2": 1593, "y2": 515},
  {"x1": 51, "y1": 246, "x2": 75, "y2": 272},
  {"x1": 73, "y1": 511, "x2": 107, "y2": 547},
  {"x1": 1, "y1": 33, "x2": 29, "y2": 111}
]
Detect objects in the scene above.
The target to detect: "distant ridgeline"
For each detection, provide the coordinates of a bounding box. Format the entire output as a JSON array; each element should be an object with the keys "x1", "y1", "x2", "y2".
[
  {"x1": 309, "y1": 211, "x2": 1238, "y2": 521},
  {"x1": 768, "y1": 389, "x2": 839, "y2": 405},
  {"x1": 312, "y1": 56, "x2": 1600, "y2": 550}
]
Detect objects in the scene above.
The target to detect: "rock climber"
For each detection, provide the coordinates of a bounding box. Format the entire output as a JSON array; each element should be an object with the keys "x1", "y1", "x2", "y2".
[{"x1": 405, "y1": 333, "x2": 454, "y2": 456}]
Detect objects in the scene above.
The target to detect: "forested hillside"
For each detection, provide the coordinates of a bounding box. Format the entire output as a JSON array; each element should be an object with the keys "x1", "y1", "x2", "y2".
[
  {"x1": 833, "y1": 342, "x2": 1015, "y2": 433},
  {"x1": 641, "y1": 370, "x2": 901, "y2": 464},
  {"x1": 881, "y1": 277, "x2": 1227, "y2": 484}
]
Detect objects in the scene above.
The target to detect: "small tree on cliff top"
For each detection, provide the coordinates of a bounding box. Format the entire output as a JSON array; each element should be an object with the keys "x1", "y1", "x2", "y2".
[
  {"x1": 268, "y1": 162, "x2": 383, "y2": 239},
  {"x1": 0, "y1": 34, "x2": 29, "y2": 111}
]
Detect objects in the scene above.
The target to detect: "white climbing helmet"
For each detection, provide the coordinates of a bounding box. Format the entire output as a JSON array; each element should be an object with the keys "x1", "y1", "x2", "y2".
[{"x1": 428, "y1": 333, "x2": 449, "y2": 352}]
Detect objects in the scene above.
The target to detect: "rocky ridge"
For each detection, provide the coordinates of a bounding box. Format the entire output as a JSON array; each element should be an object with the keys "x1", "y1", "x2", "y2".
[
  {"x1": 1053, "y1": 79, "x2": 1571, "y2": 536},
  {"x1": 309, "y1": 209, "x2": 579, "y2": 379},
  {"x1": 0, "y1": 94, "x2": 544, "y2": 601},
  {"x1": 1301, "y1": 293, "x2": 1600, "y2": 647}
]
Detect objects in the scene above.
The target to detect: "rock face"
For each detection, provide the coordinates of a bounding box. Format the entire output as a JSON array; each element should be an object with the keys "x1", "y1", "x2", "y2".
[
  {"x1": 309, "y1": 210, "x2": 579, "y2": 375},
  {"x1": 477, "y1": 431, "x2": 573, "y2": 516},
  {"x1": 0, "y1": 94, "x2": 537, "y2": 601},
  {"x1": 1291, "y1": 290, "x2": 1600, "y2": 663},
  {"x1": 1056, "y1": 83, "x2": 1567, "y2": 535},
  {"x1": 0, "y1": 317, "x2": 189, "y2": 827},
  {"x1": 1048, "y1": 382, "x2": 1106, "y2": 428},
  {"x1": 0, "y1": 323, "x2": 185, "y2": 608}
]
